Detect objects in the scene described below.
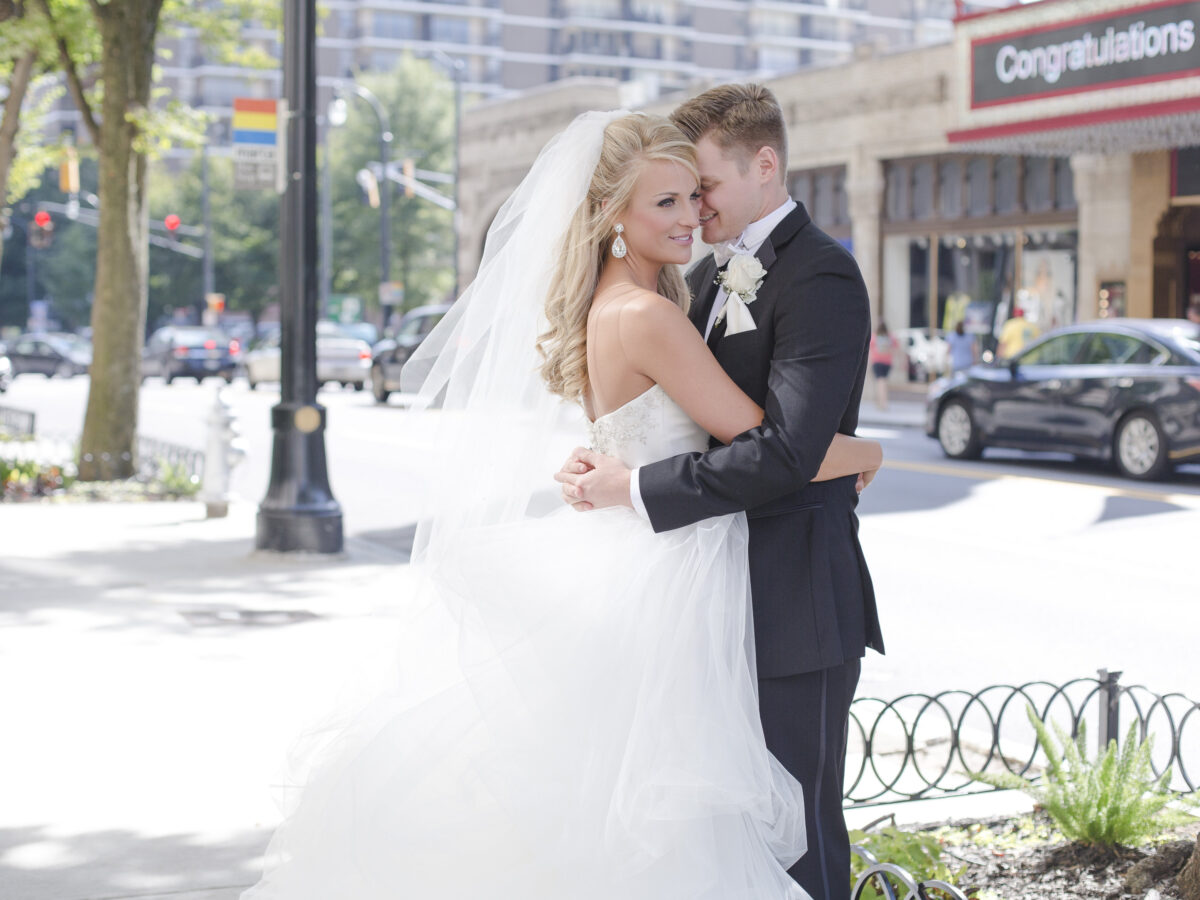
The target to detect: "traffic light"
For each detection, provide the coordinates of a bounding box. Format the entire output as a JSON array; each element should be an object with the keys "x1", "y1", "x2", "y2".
[
  {"x1": 403, "y1": 158, "x2": 415, "y2": 198},
  {"x1": 164, "y1": 213, "x2": 181, "y2": 233},
  {"x1": 30, "y1": 210, "x2": 53, "y2": 249}
]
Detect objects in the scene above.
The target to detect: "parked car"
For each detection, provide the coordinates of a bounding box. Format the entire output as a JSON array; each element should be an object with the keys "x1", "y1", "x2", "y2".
[
  {"x1": 926, "y1": 318, "x2": 1200, "y2": 480},
  {"x1": 4, "y1": 332, "x2": 92, "y2": 377},
  {"x1": 143, "y1": 326, "x2": 239, "y2": 384},
  {"x1": 369, "y1": 304, "x2": 452, "y2": 403},
  {"x1": 241, "y1": 321, "x2": 373, "y2": 390},
  {"x1": 0, "y1": 346, "x2": 11, "y2": 392},
  {"x1": 896, "y1": 327, "x2": 951, "y2": 382}
]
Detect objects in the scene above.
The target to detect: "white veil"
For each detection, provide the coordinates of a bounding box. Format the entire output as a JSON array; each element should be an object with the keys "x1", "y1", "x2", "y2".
[{"x1": 400, "y1": 109, "x2": 628, "y2": 573}]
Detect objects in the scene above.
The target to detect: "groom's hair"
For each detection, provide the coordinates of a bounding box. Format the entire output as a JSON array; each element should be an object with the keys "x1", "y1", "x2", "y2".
[{"x1": 670, "y1": 84, "x2": 787, "y2": 182}]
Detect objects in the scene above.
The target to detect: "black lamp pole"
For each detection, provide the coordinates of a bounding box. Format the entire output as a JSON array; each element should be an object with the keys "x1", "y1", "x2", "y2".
[{"x1": 256, "y1": 0, "x2": 343, "y2": 553}]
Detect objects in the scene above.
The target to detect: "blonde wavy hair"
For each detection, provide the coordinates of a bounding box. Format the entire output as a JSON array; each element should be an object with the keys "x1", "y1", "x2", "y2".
[{"x1": 537, "y1": 113, "x2": 698, "y2": 402}]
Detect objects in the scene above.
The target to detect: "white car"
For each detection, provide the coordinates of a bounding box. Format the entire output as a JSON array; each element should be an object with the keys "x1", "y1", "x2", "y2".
[
  {"x1": 242, "y1": 322, "x2": 373, "y2": 391},
  {"x1": 0, "y1": 348, "x2": 11, "y2": 392}
]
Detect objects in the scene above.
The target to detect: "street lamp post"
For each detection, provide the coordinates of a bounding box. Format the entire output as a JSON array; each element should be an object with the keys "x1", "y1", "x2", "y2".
[
  {"x1": 329, "y1": 83, "x2": 394, "y2": 327},
  {"x1": 430, "y1": 50, "x2": 465, "y2": 299},
  {"x1": 256, "y1": 0, "x2": 343, "y2": 554}
]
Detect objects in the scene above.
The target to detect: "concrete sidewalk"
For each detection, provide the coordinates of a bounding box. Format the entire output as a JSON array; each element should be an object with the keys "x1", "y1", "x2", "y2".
[{"x1": 1, "y1": 451, "x2": 1010, "y2": 900}]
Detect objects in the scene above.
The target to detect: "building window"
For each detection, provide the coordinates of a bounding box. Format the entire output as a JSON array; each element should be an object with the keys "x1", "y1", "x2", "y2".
[
  {"x1": 966, "y1": 157, "x2": 991, "y2": 217},
  {"x1": 1024, "y1": 157, "x2": 1053, "y2": 213},
  {"x1": 430, "y1": 16, "x2": 470, "y2": 43},
  {"x1": 885, "y1": 164, "x2": 910, "y2": 222},
  {"x1": 939, "y1": 159, "x2": 963, "y2": 219},
  {"x1": 1054, "y1": 158, "x2": 1076, "y2": 211},
  {"x1": 912, "y1": 161, "x2": 935, "y2": 220},
  {"x1": 373, "y1": 12, "x2": 418, "y2": 40},
  {"x1": 994, "y1": 157, "x2": 1019, "y2": 215}
]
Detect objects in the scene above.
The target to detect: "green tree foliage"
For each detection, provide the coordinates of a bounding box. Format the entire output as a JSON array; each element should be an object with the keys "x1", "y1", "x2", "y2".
[
  {"x1": 20, "y1": 0, "x2": 278, "y2": 481},
  {"x1": 328, "y1": 57, "x2": 457, "y2": 319},
  {"x1": 973, "y1": 706, "x2": 1199, "y2": 848}
]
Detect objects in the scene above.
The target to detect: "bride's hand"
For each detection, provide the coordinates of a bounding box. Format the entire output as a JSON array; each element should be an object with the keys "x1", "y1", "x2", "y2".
[{"x1": 555, "y1": 447, "x2": 633, "y2": 511}]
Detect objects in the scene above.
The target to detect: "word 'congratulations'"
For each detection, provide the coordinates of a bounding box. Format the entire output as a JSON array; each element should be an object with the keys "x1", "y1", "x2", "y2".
[{"x1": 995, "y1": 19, "x2": 1196, "y2": 86}]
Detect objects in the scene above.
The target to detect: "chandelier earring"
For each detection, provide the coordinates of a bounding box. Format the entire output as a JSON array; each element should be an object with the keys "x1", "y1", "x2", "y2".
[{"x1": 611, "y1": 223, "x2": 627, "y2": 259}]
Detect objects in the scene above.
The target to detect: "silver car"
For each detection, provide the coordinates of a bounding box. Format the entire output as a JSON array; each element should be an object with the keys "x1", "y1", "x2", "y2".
[{"x1": 242, "y1": 322, "x2": 373, "y2": 391}]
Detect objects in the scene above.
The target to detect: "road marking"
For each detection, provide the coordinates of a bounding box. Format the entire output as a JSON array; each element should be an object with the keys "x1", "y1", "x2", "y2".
[{"x1": 885, "y1": 458, "x2": 1200, "y2": 508}]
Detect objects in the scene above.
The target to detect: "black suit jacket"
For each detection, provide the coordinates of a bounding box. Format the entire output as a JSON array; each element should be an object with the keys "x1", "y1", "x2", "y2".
[{"x1": 639, "y1": 203, "x2": 885, "y2": 678}]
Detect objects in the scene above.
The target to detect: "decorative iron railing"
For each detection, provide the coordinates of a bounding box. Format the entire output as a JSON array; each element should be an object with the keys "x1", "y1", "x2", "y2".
[
  {"x1": 845, "y1": 669, "x2": 1198, "y2": 808},
  {"x1": 0, "y1": 405, "x2": 36, "y2": 437},
  {"x1": 851, "y1": 845, "x2": 969, "y2": 900},
  {"x1": 135, "y1": 435, "x2": 205, "y2": 484}
]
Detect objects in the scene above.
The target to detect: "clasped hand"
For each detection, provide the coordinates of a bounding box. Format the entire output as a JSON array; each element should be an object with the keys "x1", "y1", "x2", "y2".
[
  {"x1": 555, "y1": 449, "x2": 875, "y2": 513},
  {"x1": 554, "y1": 448, "x2": 633, "y2": 511}
]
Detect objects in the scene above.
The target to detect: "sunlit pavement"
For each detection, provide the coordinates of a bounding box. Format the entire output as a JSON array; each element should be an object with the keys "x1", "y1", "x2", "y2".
[{"x1": 1, "y1": 374, "x2": 1196, "y2": 898}]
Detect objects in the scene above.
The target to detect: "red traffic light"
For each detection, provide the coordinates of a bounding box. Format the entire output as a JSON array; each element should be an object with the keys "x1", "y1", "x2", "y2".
[
  {"x1": 164, "y1": 214, "x2": 181, "y2": 232},
  {"x1": 34, "y1": 211, "x2": 51, "y2": 228}
]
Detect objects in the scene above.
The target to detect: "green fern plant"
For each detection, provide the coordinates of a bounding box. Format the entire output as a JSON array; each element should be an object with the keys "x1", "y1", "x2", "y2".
[{"x1": 972, "y1": 705, "x2": 1199, "y2": 848}]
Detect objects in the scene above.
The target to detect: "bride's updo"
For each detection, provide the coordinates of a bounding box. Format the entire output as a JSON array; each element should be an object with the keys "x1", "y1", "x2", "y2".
[{"x1": 538, "y1": 113, "x2": 697, "y2": 403}]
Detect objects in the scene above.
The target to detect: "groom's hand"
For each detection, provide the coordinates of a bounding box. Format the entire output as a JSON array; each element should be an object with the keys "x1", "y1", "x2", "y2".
[{"x1": 554, "y1": 447, "x2": 633, "y2": 511}]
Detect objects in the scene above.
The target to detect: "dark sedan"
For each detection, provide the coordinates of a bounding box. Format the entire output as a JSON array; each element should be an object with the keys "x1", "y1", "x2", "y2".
[
  {"x1": 142, "y1": 326, "x2": 239, "y2": 384},
  {"x1": 5, "y1": 333, "x2": 91, "y2": 377},
  {"x1": 369, "y1": 304, "x2": 452, "y2": 403},
  {"x1": 926, "y1": 318, "x2": 1200, "y2": 480}
]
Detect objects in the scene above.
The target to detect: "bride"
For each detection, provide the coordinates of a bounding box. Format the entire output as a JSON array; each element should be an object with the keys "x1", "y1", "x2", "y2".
[{"x1": 242, "y1": 111, "x2": 880, "y2": 899}]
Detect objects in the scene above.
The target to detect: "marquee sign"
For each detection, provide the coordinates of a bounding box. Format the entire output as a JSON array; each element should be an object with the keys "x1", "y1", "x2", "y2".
[{"x1": 971, "y1": 0, "x2": 1200, "y2": 108}]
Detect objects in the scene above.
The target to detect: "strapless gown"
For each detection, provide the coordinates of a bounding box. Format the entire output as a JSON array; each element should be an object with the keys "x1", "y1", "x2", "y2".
[{"x1": 242, "y1": 384, "x2": 809, "y2": 899}]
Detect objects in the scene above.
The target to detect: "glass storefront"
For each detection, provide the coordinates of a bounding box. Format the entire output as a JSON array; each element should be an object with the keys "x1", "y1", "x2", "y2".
[{"x1": 883, "y1": 228, "x2": 1077, "y2": 357}]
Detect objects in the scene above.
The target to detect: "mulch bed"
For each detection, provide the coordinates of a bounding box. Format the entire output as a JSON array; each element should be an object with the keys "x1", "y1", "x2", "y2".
[{"x1": 917, "y1": 814, "x2": 1200, "y2": 899}]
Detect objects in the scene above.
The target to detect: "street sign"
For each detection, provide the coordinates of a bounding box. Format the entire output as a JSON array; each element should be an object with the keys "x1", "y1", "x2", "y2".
[
  {"x1": 379, "y1": 281, "x2": 404, "y2": 308},
  {"x1": 232, "y1": 98, "x2": 286, "y2": 192}
]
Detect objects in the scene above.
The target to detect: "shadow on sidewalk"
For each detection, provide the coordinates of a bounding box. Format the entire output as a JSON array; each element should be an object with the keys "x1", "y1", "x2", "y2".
[{"x1": 0, "y1": 824, "x2": 266, "y2": 900}]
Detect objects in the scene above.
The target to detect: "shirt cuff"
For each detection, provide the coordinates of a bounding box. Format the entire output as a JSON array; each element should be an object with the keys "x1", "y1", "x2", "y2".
[{"x1": 629, "y1": 466, "x2": 650, "y2": 521}]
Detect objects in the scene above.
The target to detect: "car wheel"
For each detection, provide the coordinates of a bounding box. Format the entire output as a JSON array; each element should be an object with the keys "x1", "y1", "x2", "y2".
[
  {"x1": 937, "y1": 398, "x2": 983, "y2": 460},
  {"x1": 1113, "y1": 412, "x2": 1169, "y2": 480},
  {"x1": 165, "y1": 370, "x2": 175, "y2": 385},
  {"x1": 371, "y1": 366, "x2": 390, "y2": 404},
  {"x1": 353, "y1": 381, "x2": 364, "y2": 392},
  {"x1": 223, "y1": 372, "x2": 234, "y2": 384},
  {"x1": 248, "y1": 378, "x2": 258, "y2": 391}
]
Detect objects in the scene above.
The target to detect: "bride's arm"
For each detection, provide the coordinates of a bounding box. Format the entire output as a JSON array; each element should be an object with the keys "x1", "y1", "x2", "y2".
[
  {"x1": 619, "y1": 293, "x2": 880, "y2": 484},
  {"x1": 813, "y1": 434, "x2": 881, "y2": 483}
]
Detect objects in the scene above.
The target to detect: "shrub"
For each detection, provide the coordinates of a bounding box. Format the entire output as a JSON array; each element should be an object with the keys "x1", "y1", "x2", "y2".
[{"x1": 972, "y1": 705, "x2": 1199, "y2": 848}]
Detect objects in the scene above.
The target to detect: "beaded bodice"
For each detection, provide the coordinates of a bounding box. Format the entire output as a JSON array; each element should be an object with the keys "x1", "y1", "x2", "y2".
[{"x1": 586, "y1": 384, "x2": 710, "y2": 468}]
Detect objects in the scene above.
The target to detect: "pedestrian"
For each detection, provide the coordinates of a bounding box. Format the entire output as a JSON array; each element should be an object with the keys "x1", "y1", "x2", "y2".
[
  {"x1": 997, "y1": 308, "x2": 1039, "y2": 359},
  {"x1": 869, "y1": 321, "x2": 894, "y2": 409},
  {"x1": 946, "y1": 319, "x2": 976, "y2": 372}
]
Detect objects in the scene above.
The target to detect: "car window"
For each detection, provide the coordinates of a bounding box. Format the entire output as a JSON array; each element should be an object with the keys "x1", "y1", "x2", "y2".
[
  {"x1": 174, "y1": 330, "x2": 226, "y2": 347},
  {"x1": 1079, "y1": 333, "x2": 1166, "y2": 366},
  {"x1": 418, "y1": 313, "x2": 444, "y2": 336},
  {"x1": 15, "y1": 340, "x2": 35, "y2": 354},
  {"x1": 397, "y1": 316, "x2": 425, "y2": 337},
  {"x1": 1017, "y1": 333, "x2": 1088, "y2": 366}
]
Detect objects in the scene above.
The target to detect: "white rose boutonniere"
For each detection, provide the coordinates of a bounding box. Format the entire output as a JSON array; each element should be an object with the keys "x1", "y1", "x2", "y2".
[{"x1": 714, "y1": 253, "x2": 767, "y2": 336}]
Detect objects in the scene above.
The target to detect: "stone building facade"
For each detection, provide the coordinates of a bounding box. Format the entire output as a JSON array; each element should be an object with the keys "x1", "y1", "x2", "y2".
[{"x1": 459, "y1": 0, "x2": 1200, "y2": 357}]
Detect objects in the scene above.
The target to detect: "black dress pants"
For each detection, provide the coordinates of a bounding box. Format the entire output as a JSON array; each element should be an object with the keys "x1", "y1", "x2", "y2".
[{"x1": 758, "y1": 657, "x2": 861, "y2": 900}]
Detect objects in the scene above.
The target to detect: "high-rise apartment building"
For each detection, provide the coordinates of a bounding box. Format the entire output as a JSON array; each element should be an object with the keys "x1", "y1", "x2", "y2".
[{"x1": 42, "y1": 0, "x2": 1019, "y2": 142}]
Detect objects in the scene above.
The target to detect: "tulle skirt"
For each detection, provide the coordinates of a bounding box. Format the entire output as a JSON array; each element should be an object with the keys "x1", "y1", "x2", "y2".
[{"x1": 242, "y1": 507, "x2": 808, "y2": 899}]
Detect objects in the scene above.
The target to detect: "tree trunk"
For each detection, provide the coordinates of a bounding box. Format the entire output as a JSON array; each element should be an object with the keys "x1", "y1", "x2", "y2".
[
  {"x1": 78, "y1": 0, "x2": 163, "y2": 481},
  {"x1": 0, "y1": 49, "x2": 38, "y2": 277},
  {"x1": 1179, "y1": 834, "x2": 1200, "y2": 900}
]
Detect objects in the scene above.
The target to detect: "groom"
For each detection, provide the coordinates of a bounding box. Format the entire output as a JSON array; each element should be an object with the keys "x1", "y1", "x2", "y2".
[{"x1": 556, "y1": 84, "x2": 884, "y2": 900}]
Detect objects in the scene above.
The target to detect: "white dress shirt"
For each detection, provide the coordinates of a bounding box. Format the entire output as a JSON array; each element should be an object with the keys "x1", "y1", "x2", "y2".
[{"x1": 629, "y1": 198, "x2": 797, "y2": 520}]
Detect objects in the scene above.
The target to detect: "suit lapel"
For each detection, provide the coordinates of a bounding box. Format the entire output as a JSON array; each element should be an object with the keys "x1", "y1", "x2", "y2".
[{"x1": 687, "y1": 256, "x2": 720, "y2": 334}]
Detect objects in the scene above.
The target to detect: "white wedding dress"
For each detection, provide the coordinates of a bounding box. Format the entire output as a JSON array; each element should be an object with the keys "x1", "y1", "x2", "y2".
[{"x1": 243, "y1": 384, "x2": 809, "y2": 899}]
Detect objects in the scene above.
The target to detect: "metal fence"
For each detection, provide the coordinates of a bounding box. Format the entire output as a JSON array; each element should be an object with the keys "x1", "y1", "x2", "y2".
[
  {"x1": 0, "y1": 405, "x2": 36, "y2": 437},
  {"x1": 135, "y1": 435, "x2": 205, "y2": 485},
  {"x1": 845, "y1": 669, "x2": 1198, "y2": 808}
]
